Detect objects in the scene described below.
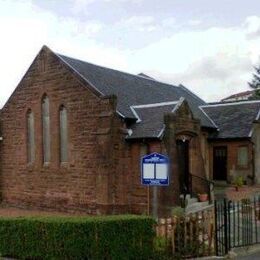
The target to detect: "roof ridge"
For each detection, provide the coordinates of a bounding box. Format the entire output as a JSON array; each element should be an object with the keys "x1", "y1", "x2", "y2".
[
  {"x1": 130, "y1": 100, "x2": 178, "y2": 125},
  {"x1": 131, "y1": 100, "x2": 179, "y2": 109},
  {"x1": 56, "y1": 53, "x2": 180, "y2": 88},
  {"x1": 179, "y1": 84, "x2": 206, "y2": 104},
  {"x1": 199, "y1": 107, "x2": 218, "y2": 128},
  {"x1": 201, "y1": 100, "x2": 260, "y2": 108},
  {"x1": 55, "y1": 51, "x2": 128, "y2": 118},
  {"x1": 53, "y1": 49, "x2": 214, "y2": 128},
  {"x1": 56, "y1": 53, "x2": 104, "y2": 96},
  {"x1": 171, "y1": 97, "x2": 185, "y2": 114}
]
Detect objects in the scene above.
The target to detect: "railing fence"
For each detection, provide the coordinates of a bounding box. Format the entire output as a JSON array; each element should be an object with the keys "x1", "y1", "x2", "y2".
[
  {"x1": 215, "y1": 196, "x2": 260, "y2": 256},
  {"x1": 156, "y1": 206, "x2": 215, "y2": 258}
]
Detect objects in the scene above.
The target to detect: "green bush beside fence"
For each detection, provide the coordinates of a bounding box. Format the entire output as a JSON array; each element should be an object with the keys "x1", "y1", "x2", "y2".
[{"x1": 0, "y1": 215, "x2": 155, "y2": 259}]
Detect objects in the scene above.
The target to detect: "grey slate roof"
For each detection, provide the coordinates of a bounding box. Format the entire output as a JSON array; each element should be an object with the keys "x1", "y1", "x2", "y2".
[
  {"x1": 201, "y1": 101, "x2": 260, "y2": 139},
  {"x1": 128, "y1": 102, "x2": 179, "y2": 139},
  {"x1": 57, "y1": 54, "x2": 216, "y2": 131},
  {"x1": 137, "y1": 73, "x2": 155, "y2": 80}
]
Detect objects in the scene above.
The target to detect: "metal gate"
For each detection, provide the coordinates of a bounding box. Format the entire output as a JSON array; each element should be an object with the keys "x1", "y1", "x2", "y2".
[{"x1": 215, "y1": 197, "x2": 260, "y2": 256}]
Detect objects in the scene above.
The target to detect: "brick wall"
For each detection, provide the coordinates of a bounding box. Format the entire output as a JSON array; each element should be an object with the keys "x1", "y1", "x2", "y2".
[{"x1": 209, "y1": 140, "x2": 253, "y2": 183}]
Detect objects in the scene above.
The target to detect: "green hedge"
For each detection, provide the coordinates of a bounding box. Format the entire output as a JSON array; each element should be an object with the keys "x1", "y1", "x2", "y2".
[{"x1": 0, "y1": 215, "x2": 155, "y2": 259}]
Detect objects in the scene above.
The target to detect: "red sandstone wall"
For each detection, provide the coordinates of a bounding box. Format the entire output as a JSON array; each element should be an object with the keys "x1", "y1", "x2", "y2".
[
  {"x1": 0, "y1": 48, "x2": 120, "y2": 214},
  {"x1": 0, "y1": 47, "x2": 212, "y2": 217}
]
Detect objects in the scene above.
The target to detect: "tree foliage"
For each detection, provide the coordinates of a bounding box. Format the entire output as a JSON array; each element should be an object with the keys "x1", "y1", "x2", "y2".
[{"x1": 248, "y1": 65, "x2": 260, "y2": 99}]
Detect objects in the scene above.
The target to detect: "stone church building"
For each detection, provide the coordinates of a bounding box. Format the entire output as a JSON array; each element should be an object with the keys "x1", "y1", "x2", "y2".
[{"x1": 0, "y1": 46, "x2": 259, "y2": 216}]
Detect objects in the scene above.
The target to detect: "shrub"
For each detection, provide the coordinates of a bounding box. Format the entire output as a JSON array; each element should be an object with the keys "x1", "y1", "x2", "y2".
[
  {"x1": 171, "y1": 207, "x2": 185, "y2": 217},
  {"x1": 234, "y1": 176, "x2": 244, "y2": 191},
  {"x1": 0, "y1": 215, "x2": 155, "y2": 259}
]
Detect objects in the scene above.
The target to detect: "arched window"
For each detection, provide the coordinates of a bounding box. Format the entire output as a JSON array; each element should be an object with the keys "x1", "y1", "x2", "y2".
[
  {"x1": 59, "y1": 105, "x2": 68, "y2": 162},
  {"x1": 27, "y1": 109, "x2": 35, "y2": 163},
  {"x1": 42, "y1": 95, "x2": 50, "y2": 163}
]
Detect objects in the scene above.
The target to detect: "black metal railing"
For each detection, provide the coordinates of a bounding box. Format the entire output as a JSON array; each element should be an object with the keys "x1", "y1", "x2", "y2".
[
  {"x1": 215, "y1": 197, "x2": 260, "y2": 256},
  {"x1": 189, "y1": 173, "x2": 214, "y2": 203}
]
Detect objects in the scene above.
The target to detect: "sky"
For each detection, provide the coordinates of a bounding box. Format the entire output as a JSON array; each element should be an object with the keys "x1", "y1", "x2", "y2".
[{"x1": 1, "y1": 0, "x2": 260, "y2": 107}]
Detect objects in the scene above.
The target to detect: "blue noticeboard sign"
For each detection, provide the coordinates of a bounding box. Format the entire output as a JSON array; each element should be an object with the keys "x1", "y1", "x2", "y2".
[{"x1": 141, "y1": 152, "x2": 169, "y2": 186}]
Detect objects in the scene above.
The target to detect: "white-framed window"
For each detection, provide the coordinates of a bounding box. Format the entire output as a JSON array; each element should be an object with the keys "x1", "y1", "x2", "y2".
[{"x1": 237, "y1": 146, "x2": 248, "y2": 167}]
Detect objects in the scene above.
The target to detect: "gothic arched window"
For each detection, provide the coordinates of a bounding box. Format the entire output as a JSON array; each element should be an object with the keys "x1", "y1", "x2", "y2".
[
  {"x1": 27, "y1": 109, "x2": 35, "y2": 163},
  {"x1": 59, "y1": 105, "x2": 68, "y2": 162},
  {"x1": 42, "y1": 95, "x2": 50, "y2": 163}
]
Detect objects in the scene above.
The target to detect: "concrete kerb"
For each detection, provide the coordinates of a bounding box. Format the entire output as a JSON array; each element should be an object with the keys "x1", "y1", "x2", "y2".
[{"x1": 193, "y1": 244, "x2": 260, "y2": 259}]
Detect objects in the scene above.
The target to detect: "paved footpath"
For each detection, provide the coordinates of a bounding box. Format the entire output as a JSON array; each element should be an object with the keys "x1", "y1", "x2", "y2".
[{"x1": 236, "y1": 251, "x2": 260, "y2": 259}]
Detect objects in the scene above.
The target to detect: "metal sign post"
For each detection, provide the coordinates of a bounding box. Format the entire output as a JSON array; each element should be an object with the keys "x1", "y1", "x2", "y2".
[
  {"x1": 141, "y1": 152, "x2": 169, "y2": 219},
  {"x1": 152, "y1": 186, "x2": 158, "y2": 219},
  {"x1": 147, "y1": 186, "x2": 150, "y2": 215}
]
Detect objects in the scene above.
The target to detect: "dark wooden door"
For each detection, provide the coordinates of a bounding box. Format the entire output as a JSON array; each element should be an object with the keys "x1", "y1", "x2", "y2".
[
  {"x1": 213, "y1": 146, "x2": 227, "y2": 180},
  {"x1": 176, "y1": 140, "x2": 190, "y2": 193}
]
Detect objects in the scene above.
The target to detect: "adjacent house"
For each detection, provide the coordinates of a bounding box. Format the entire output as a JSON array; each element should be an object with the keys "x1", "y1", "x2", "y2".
[
  {"x1": 201, "y1": 101, "x2": 260, "y2": 184},
  {"x1": 221, "y1": 90, "x2": 255, "y2": 102},
  {"x1": 0, "y1": 46, "x2": 259, "y2": 216}
]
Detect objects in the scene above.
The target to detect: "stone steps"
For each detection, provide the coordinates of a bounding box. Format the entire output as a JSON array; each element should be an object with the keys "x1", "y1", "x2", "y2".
[
  {"x1": 185, "y1": 201, "x2": 210, "y2": 214},
  {"x1": 181, "y1": 193, "x2": 211, "y2": 214},
  {"x1": 186, "y1": 197, "x2": 198, "y2": 205}
]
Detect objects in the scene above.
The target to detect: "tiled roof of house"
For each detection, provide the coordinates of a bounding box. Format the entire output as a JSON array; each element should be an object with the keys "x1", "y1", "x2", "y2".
[
  {"x1": 57, "y1": 54, "x2": 216, "y2": 133},
  {"x1": 201, "y1": 101, "x2": 260, "y2": 139},
  {"x1": 127, "y1": 101, "x2": 179, "y2": 139},
  {"x1": 53, "y1": 50, "x2": 260, "y2": 140}
]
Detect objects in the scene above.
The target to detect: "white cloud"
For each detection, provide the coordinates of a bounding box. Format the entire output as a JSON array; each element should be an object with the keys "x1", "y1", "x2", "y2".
[
  {"x1": 148, "y1": 54, "x2": 252, "y2": 101},
  {"x1": 161, "y1": 17, "x2": 176, "y2": 28},
  {"x1": 70, "y1": 0, "x2": 96, "y2": 14},
  {"x1": 119, "y1": 15, "x2": 157, "y2": 32},
  {"x1": 188, "y1": 20, "x2": 202, "y2": 26},
  {"x1": 104, "y1": 0, "x2": 143, "y2": 3},
  {"x1": 0, "y1": 0, "x2": 129, "y2": 107},
  {"x1": 71, "y1": 0, "x2": 144, "y2": 14},
  {"x1": 81, "y1": 21, "x2": 103, "y2": 36},
  {"x1": 126, "y1": 24, "x2": 260, "y2": 101},
  {"x1": 244, "y1": 16, "x2": 260, "y2": 38},
  {"x1": 1, "y1": 0, "x2": 260, "y2": 107},
  {"x1": 129, "y1": 27, "x2": 247, "y2": 72}
]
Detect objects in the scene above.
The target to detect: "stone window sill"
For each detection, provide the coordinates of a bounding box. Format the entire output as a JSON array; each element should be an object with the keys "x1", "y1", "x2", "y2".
[
  {"x1": 60, "y1": 162, "x2": 69, "y2": 168},
  {"x1": 43, "y1": 162, "x2": 50, "y2": 168}
]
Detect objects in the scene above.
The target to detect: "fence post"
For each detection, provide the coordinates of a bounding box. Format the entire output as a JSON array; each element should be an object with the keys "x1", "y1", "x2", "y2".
[
  {"x1": 223, "y1": 199, "x2": 229, "y2": 255},
  {"x1": 228, "y1": 200, "x2": 232, "y2": 250},
  {"x1": 214, "y1": 200, "x2": 219, "y2": 256}
]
